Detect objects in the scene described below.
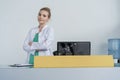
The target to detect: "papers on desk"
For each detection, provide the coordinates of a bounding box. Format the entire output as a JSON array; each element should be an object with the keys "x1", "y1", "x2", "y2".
[{"x1": 9, "y1": 64, "x2": 33, "y2": 67}]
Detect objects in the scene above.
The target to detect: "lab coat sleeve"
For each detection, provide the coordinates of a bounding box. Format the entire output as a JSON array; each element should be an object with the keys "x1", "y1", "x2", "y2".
[
  {"x1": 23, "y1": 29, "x2": 35, "y2": 53},
  {"x1": 31, "y1": 27, "x2": 54, "y2": 50}
]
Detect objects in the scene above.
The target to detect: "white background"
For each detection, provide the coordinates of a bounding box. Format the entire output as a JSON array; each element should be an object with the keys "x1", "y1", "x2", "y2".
[{"x1": 0, "y1": 0, "x2": 120, "y2": 64}]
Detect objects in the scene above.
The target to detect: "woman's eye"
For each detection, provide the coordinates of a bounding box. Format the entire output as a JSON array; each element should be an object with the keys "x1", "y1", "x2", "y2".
[{"x1": 43, "y1": 15, "x2": 46, "y2": 17}]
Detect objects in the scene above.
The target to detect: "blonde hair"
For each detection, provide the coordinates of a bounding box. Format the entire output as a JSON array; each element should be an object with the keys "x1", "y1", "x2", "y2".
[{"x1": 40, "y1": 7, "x2": 51, "y2": 18}]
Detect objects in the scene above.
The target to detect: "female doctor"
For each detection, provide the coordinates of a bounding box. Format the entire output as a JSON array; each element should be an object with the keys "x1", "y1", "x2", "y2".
[{"x1": 23, "y1": 7, "x2": 54, "y2": 64}]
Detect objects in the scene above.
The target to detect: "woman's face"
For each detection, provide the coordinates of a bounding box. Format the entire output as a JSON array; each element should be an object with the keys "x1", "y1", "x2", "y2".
[{"x1": 38, "y1": 10, "x2": 49, "y2": 25}]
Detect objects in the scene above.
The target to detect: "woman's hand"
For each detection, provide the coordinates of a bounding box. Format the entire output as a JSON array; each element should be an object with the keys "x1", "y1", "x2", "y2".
[{"x1": 28, "y1": 42, "x2": 33, "y2": 46}]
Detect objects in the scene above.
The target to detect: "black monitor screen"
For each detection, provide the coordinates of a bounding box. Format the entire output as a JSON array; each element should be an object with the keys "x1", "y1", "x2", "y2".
[{"x1": 57, "y1": 41, "x2": 91, "y2": 55}]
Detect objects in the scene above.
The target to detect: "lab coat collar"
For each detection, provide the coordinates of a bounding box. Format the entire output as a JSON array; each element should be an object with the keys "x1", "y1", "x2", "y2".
[
  {"x1": 37, "y1": 24, "x2": 48, "y2": 33},
  {"x1": 41, "y1": 24, "x2": 48, "y2": 31}
]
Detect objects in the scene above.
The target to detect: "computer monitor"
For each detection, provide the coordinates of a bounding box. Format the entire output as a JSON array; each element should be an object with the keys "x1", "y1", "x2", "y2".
[{"x1": 57, "y1": 41, "x2": 91, "y2": 55}]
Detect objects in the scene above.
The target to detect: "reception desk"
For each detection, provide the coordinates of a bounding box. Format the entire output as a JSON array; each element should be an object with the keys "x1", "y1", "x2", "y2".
[
  {"x1": 0, "y1": 65, "x2": 120, "y2": 80},
  {"x1": 0, "y1": 55, "x2": 119, "y2": 80}
]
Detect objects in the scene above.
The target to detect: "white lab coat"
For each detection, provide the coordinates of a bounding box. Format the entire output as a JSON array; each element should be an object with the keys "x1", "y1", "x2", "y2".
[{"x1": 23, "y1": 25, "x2": 54, "y2": 63}]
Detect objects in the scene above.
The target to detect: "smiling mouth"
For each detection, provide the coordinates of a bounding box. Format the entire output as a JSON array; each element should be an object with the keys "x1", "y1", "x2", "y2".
[
  {"x1": 38, "y1": 18, "x2": 42, "y2": 21},
  {"x1": 40, "y1": 21, "x2": 43, "y2": 22}
]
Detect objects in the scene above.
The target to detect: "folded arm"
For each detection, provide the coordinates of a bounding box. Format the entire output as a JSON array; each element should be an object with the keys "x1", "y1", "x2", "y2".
[{"x1": 30, "y1": 28, "x2": 54, "y2": 51}]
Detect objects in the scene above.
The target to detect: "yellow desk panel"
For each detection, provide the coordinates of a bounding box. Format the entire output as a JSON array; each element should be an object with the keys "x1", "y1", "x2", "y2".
[{"x1": 34, "y1": 55, "x2": 114, "y2": 68}]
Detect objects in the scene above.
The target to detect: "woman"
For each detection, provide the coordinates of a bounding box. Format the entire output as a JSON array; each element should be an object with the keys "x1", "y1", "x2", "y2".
[{"x1": 23, "y1": 7, "x2": 54, "y2": 64}]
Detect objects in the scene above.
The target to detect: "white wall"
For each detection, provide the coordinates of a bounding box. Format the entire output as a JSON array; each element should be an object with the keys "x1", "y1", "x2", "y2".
[{"x1": 0, "y1": 0, "x2": 120, "y2": 64}]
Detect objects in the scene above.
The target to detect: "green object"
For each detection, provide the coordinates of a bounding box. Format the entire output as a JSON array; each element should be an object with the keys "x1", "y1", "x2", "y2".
[{"x1": 29, "y1": 33, "x2": 39, "y2": 64}]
